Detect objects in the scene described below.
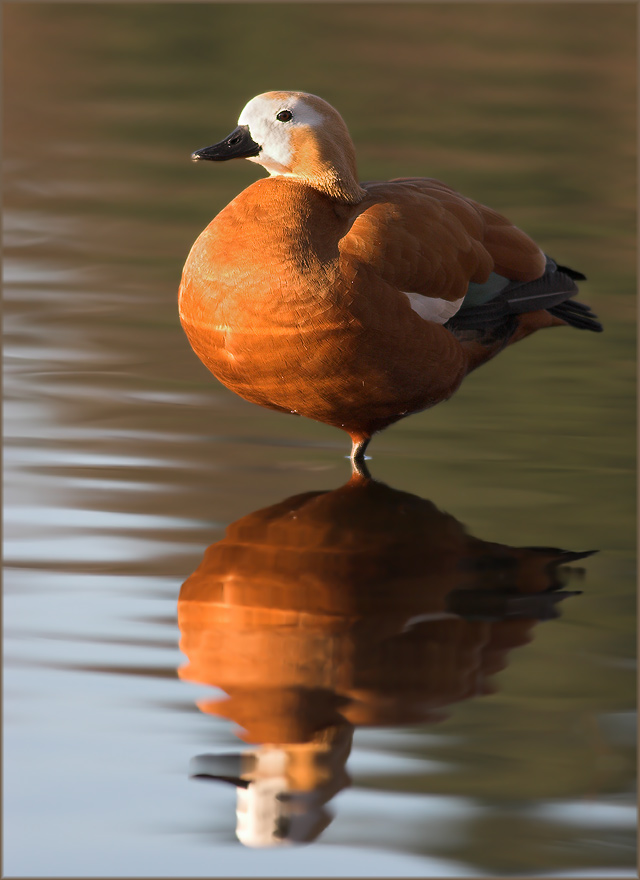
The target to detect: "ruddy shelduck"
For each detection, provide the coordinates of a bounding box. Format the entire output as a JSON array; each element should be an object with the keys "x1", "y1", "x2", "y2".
[{"x1": 179, "y1": 91, "x2": 602, "y2": 467}]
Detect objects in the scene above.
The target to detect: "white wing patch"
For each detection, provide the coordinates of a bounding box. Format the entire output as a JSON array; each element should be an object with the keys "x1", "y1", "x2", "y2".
[{"x1": 403, "y1": 291, "x2": 464, "y2": 324}]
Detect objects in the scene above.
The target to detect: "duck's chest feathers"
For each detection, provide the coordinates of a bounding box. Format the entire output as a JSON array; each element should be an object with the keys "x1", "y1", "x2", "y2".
[
  {"x1": 181, "y1": 179, "x2": 348, "y2": 319},
  {"x1": 178, "y1": 179, "x2": 360, "y2": 381}
]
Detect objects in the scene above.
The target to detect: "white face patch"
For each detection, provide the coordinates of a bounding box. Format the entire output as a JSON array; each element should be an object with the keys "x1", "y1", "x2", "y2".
[
  {"x1": 403, "y1": 292, "x2": 464, "y2": 324},
  {"x1": 237, "y1": 94, "x2": 324, "y2": 176}
]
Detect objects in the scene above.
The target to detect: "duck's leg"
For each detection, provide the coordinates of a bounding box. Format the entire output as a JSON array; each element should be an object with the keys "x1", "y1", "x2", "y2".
[{"x1": 349, "y1": 436, "x2": 371, "y2": 478}]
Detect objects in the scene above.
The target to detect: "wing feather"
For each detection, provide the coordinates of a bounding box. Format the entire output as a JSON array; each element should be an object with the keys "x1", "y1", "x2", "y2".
[{"x1": 339, "y1": 179, "x2": 546, "y2": 308}]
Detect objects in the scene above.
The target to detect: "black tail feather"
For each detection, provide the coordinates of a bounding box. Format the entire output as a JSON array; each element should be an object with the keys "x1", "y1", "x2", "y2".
[
  {"x1": 554, "y1": 263, "x2": 587, "y2": 282},
  {"x1": 548, "y1": 300, "x2": 603, "y2": 332},
  {"x1": 446, "y1": 255, "x2": 602, "y2": 336}
]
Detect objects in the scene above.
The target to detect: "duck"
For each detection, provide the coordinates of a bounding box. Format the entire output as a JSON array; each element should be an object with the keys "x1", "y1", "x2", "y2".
[{"x1": 179, "y1": 91, "x2": 602, "y2": 468}]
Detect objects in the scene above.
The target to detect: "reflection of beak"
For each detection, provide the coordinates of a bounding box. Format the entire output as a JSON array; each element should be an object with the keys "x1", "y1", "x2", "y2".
[
  {"x1": 191, "y1": 125, "x2": 261, "y2": 162},
  {"x1": 189, "y1": 753, "x2": 250, "y2": 788}
]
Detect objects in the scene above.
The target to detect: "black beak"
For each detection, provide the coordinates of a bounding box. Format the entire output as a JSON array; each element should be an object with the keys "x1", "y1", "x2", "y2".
[{"x1": 191, "y1": 125, "x2": 261, "y2": 162}]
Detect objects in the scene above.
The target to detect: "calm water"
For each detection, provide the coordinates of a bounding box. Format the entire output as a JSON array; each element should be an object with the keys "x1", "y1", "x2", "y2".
[{"x1": 4, "y1": 4, "x2": 636, "y2": 877}]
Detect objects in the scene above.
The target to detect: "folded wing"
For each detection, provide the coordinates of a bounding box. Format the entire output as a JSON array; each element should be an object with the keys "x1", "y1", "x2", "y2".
[{"x1": 339, "y1": 178, "x2": 547, "y2": 318}]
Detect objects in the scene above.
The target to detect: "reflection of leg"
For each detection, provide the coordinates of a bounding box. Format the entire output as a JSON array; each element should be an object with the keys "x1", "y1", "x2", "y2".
[{"x1": 350, "y1": 437, "x2": 371, "y2": 478}]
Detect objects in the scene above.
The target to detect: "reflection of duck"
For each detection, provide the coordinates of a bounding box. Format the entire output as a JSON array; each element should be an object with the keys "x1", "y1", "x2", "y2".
[{"x1": 178, "y1": 475, "x2": 593, "y2": 847}]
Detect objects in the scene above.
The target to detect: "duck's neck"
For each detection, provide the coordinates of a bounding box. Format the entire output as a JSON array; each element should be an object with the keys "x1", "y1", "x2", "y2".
[
  {"x1": 306, "y1": 168, "x2": 367, "y2": 205},
  {"x1": 272, "y1": 163, "x2": 366, "y2": 204},
  {"x1": 283, "y1": 128, "x2": 367, "y2": 205}
]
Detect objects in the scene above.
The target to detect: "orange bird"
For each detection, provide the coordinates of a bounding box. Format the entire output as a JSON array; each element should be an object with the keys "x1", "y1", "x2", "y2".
[{"x1": 179, "y1": 91, "x2": 601, "y2": 467}]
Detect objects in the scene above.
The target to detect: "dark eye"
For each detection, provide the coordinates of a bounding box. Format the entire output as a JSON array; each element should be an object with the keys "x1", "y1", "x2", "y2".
[{"x1": 276, "y1": 110, "x2": 293, "y2": 122}]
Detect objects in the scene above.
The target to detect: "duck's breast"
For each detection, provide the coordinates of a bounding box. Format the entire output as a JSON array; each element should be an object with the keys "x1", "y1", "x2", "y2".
[{"x1": 179, "y1": 178, "x2": 364, "y2": 412}]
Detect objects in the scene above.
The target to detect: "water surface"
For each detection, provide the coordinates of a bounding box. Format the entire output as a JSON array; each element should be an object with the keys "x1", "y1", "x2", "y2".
[{"x1": 4, "y1": 4, "x2": 636, "y2": 877}]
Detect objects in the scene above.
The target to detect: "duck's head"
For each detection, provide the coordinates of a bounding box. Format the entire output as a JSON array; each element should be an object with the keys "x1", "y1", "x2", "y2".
[{"x1": 192, "y1": 91, "x2": 366, "y2": 204}]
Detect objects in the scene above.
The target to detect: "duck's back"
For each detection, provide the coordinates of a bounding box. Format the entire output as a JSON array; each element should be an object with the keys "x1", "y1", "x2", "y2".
[{"x1": 354, "y1": 177, "x2": 546, "y2": 291}]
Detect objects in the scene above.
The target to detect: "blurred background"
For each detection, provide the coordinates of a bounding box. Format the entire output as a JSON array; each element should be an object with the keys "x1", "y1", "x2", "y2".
[{"x1": 4, "y1": 3, "x2": 636, "y2": 877}]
